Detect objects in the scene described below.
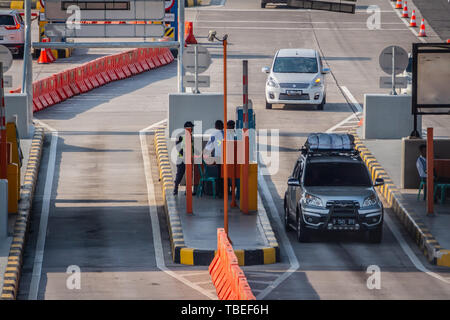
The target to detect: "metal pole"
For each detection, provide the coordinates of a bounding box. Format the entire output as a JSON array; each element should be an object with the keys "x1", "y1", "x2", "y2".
[
  {"x1": 194, "y1": 45, "x2": 199, "y2": 93},
  {"x1": 426, "y1": 127, "x2": 434, "y2": 215},
  {"x1": 0, "y1": 62, "x2": 7, "y2": 180},
  {"x1": 223, "y1": 38, "x2": 228, "y2": 237},
  {"x1": 186, "y1": 127, "x2": 193, "y2": 214},
  {"x1": 178, "y1": 0, "x2": 185, "y2": 93},
  {"x1": 391, "y1": 46, "x2": 397, "y2": 96},
  {"x1": 23, "y1": 0, "x2": 33, "y2": 133}
]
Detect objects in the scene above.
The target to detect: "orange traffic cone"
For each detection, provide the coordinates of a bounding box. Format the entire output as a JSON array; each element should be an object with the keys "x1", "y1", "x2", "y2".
[
  {"x1": 402, "y1": 1, "x2": 409, "y2": 18},
  {"x1": 410, "y1": 10, "x2": 417, "y2": 27},
  {"x1": 447, "y1": 39, "x2": 450, "y2": 43},
  {"x1": 37, "y1": 38, "x2": 55, "y2": 64},
  {"x1": 184, "y1": 21, "x2": 197, "y2": 45},
  {"x1": 418, "y1": 19, "x2": 427, "y2": 37},
  {"x1": 395, "y1": 0, "x2": 402, "y2": 9}
]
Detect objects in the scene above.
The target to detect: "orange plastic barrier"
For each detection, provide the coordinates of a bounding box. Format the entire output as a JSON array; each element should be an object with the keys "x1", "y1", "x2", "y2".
[
  {"x1": 208, "y1": 228, "x2": 256, "y2": 300},
  {"x1": 9, "y1": 48, "x2": 174, "y2": 113}
]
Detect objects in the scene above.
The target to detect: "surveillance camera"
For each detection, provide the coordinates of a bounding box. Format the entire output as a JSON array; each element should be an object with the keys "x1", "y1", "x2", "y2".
[{"x1": 208, "y1": 30, "x2": 216, "y2": 42}]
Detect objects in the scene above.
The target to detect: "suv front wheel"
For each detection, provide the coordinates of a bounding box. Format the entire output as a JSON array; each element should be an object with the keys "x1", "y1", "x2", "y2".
[{"x1": 296, "y1": 210, "x2": 310, "y2": 242}]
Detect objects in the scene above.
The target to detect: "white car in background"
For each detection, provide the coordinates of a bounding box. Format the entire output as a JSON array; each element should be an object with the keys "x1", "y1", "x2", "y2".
[
  {"x1": 262, "y1": 48, "x2": 329, "y2": 110},
  {"x1": 0, "y1": 10, "x2": 25, "y2": 57}
]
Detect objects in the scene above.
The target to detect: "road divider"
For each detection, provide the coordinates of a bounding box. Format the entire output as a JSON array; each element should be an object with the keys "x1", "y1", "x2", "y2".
[
  {"x1": 10, "y1": 47, "x2": 175, "y2": 112},
  {"x1": 208, "y1": 228, "x2": 256, "y2": 300}
]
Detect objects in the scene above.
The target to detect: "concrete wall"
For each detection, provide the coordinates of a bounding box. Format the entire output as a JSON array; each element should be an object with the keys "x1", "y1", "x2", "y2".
[
  {"x1": 363, "y1": 94, "x2": 421, "y2": 139},
  {"x1": 5, "y1": 93, "x2": 32, "y2": 139},
  {"x1": 168, "y1": 93, "x2": 224, "y2": 138},
  {"x1": 401, "y1": 137, "x2": 450, "y2": 189}
]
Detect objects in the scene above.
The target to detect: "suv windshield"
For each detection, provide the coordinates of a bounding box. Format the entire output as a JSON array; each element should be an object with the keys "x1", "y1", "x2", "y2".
[
  {"x1": 273, "y1": 57, "x2": 318, "y2": 73},
  {"x1": 304, "y1": 162, "x2": 372, "y2": 187},
  {"x1": 0, "y1": 15, "x2": 15, "y2": 26}
]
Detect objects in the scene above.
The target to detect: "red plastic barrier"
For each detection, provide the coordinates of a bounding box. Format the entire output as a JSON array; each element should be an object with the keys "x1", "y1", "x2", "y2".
[
  {"x1": 32, "y1": 82, "x2": 43, "y2": 112},
  {"x1": 96, "y1": 58, "x2": 109, "y2": 85},
  {"x1": 75, "y1": 66, "x2": 89, "y2": 93},
  {"x1": 41, "y1": 78, "x2": 55, "y2": 106},
  {"x1": 137, "y1": 48, "x2": 150, "y2": 71},
  {"x1": 120, "y1": 53, "x2": 132, "y2": 78},
  {"x1": 151, "y1": 48, "x2": 162, "y2": 68},
  {"x1": 208, "y1": 229, "x2": 256, "y2": 300},
  {"x1": 105, "y1": 56, "x2": 117, "y2": 81},
  {"x1": 68, "y1": 69, "x2": 80, "y2": 96},
  {"x1": 53, "y1": 73, "x2": 68, "y2": 101},
  {"x1": 131, "y1": 49, "x2": 144, "y2": 73},
  {"x1": 144, "y1": 48, "x2": 156, "y2": 69},
  {"x1": 86, "y1": 63, "x2": 99, "y2": 88},
  {"x1": 61, "y1": 70, "x2": 75, "y2": 98},
  {"x1": 48, "y1": 77, "x2": 62, "y2": 104},
  {"x1": 114, "y1": 54, "x2": 126, "y2": 79}
]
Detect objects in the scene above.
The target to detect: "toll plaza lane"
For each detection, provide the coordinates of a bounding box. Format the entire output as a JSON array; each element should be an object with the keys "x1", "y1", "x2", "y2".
[{"x1": 186, "y1": 0, "x2": 450, "y2": 299}]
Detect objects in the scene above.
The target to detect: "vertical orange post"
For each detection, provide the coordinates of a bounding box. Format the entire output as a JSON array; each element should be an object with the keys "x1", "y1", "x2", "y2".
[
  {"x1": 242, "y1": 60, "x2": 249, "y2": 214},
  {"x1": 186, "y1": 127, "x2": 193, "y2": 214},
  {"x1": 426, "y1": 127, "x2": 434, "y2": 215},
  {"x1": 223, "y1": 38, "x2": 229, "y2": 236}
]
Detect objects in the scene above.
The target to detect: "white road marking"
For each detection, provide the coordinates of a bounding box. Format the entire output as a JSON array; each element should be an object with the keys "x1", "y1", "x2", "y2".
[
  {"x1": 195, "y1": 26, "x2": 409, "y2": 31},
  {"x1": 139, "y1": 119, "x2": 217, "y2": 300},
  {"x1": 256, "y1": 153, "x2": 300, "y2": 300},
  {"x1": 28, "y1": 120, "x2": 58, "y2": 300},
  {"x1": 341, "y1": 86, "x2": 363, "y2": 113},
  {"x1": 196, "y1": 20, "x2": 405, "y2": 25},
  {"x1": 384, "y1": 213, "x2": 450, "y2": 285},
  {"x1": 326, "y1": 112, "x2": 361, "y2": 133}
]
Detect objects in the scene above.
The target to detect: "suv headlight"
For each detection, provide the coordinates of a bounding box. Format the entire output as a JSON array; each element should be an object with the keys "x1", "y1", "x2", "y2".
[
  {"x1": 304, "y1": 193, "x2": 323, "y2": 207},
  {"x1": 267, "y1": 77, "x2": 279, "y2": 88},
  {"x1": 311, "y1": 77, "x2": 322, "y2": 87},
  {"x1": 362, "y1": 194, "x2": 378, "y2": 208}
]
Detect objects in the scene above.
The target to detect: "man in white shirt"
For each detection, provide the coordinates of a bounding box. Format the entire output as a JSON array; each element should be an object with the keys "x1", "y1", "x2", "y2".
[{"x1": 416, "y1": 144, "x2": 427, "y2": 180}]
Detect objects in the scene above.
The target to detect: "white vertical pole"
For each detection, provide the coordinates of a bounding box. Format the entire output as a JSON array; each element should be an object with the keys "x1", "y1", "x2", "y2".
[
  {"x1": 178, "y1": 0, "x2": 185, "y2": 93},
  {"x1": 22, "y1": 0, "x2": 33, "y2": 136},
  {"x1": 194, "y1": 45, "x2": 199, "y2": 93}
]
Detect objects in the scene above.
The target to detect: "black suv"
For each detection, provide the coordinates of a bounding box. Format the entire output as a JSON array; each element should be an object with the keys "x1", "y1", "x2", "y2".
[{"x1": 284, "y1": 133, "x2": 384, "y2": 243}]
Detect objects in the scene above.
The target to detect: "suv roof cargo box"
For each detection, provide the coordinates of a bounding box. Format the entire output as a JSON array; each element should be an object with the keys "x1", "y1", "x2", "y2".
[{"x1": 305, "y1": 133, "x2": 355, "y2": 151}]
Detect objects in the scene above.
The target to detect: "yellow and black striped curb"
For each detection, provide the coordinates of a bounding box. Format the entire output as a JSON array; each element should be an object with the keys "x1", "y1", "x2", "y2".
[
  {"x1": 1, "y1": 126, "x2": 45, "y2": 300},
  {"x1": 349, "y1": 128, "x2": 450, "y2": 267},
  {"x1": 153, "y1": 126, "x2": 280, "y2": 266}
]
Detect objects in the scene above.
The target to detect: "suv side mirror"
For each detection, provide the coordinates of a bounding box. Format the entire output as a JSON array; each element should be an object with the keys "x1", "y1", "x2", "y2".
[
  {"x1": 374, "y1": 178, "x2": 384, "y2": 187},
  {"x1": 287, "y1": 177, "x2": 301, "y2": 187},
  {"x1": 262, "y1": 66, "x2": 270, "y2": 74},
  {"x1": 322, "y1": 67, "x2": 330, "y2": 74}
]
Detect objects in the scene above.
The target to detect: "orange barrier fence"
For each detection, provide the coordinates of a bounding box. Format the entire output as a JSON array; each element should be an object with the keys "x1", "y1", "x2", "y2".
[
  {"x1": 208, "y1": 228, "x2": 256, "y2": 300},
  {"x1": 10, "y1": 47, "x2": 175, "y2": 113}
]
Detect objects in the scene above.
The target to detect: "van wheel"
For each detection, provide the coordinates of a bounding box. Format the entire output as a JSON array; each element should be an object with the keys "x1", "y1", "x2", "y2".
[
  {"x1": 367, "y1": 224, "x2": 383, "y2": 243},
  {"x1": 265, "y1": 100, "x2": 272, "y2": 109},
  {"x1": 317, "y1": 95, "x2": 325, "y2": 110},
  {"x1": 296, "y1": 211, "x2": 310, "y2": 242}
]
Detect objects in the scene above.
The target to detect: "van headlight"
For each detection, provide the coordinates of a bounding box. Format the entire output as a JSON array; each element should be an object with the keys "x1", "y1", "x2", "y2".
[
  {"x1": 311, "y1": 77, "x2": 322, "y2": 87},
  {"x1": 362, "y1": 194, "x2": 378, "y2": 208},
  {"x1": 304, "y1": 193, "x2": 323, "y2": 207},
  {"x1": 267, "y1": 77, "x2": 279, "y2": 88}
]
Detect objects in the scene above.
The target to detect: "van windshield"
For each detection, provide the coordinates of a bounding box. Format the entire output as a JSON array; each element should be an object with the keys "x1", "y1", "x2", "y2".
[
  {"x1": 273, "y1": 57, "x2": 318, "y2": 73},
  {"x1": 0, "y1": 15, "x2": 15, "y2": 26},
  {"x1": 304, "y1": 162, "x2": 372, "y2": 187}
]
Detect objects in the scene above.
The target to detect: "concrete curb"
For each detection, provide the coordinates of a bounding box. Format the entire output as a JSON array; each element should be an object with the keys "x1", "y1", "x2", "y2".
[
  {"x1": 1, "y1": 126, "x2": 45, "y2": 300},
  {"x1": 153, "y1": 127, "x2": 280, "y2": 266},
  {"x1": 349, "y1": 128, "x2": 450, "y2": 267}
]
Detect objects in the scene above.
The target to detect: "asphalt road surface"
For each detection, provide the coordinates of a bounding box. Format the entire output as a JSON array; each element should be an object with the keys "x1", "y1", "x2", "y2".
[{"x1": 14, "y1": 0, "x2": 450, "y2": 299}]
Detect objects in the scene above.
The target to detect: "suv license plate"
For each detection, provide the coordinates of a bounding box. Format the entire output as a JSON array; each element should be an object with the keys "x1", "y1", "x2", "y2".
[
  {"x1": 286, "y1": 90, "x2": 302, "y2": 96},
  {"x1": 333, "y1": 218, "x2": 356, "y2": 226}
]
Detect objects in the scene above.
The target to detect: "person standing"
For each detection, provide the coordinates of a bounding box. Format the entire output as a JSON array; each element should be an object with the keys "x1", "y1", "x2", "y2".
[{"x1": 173, "y1": 121, "x2": 195, "y2": 196}]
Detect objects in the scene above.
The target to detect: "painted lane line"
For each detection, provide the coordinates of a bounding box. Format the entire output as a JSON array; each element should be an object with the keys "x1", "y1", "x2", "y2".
[
  {"x1": 28, "y1": 120, "x2": 58, "y2": 300},
  {"x1": 326, "y1": 112, "x2": 361, "y2": 133},
  {"x1": 195, "y1": 20, "x2": 405, "y2": 25},
  {"x1": 256, "y1": 152, "x2": 300, "y2": 300},
  {"x1": 139, "y1": 119, "x2": 217, "y2": 300},
  {"x1": 384, "y1": 213, "x2": 450, "y2": 285},
  {"x1": 340, "y1": 86, "x2": 363, "y2": 113},
  {"x1": 195, "y1": 26, "x2": 410, "y2": 31}
]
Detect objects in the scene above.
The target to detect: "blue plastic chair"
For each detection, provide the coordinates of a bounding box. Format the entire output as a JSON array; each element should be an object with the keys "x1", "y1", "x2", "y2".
[
  {"x1": 196, "y1": 162, "x2": 219, "y2": 198},
  {"x1": 434, "y1": 183, "x2": 450, "y2": 204}
]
